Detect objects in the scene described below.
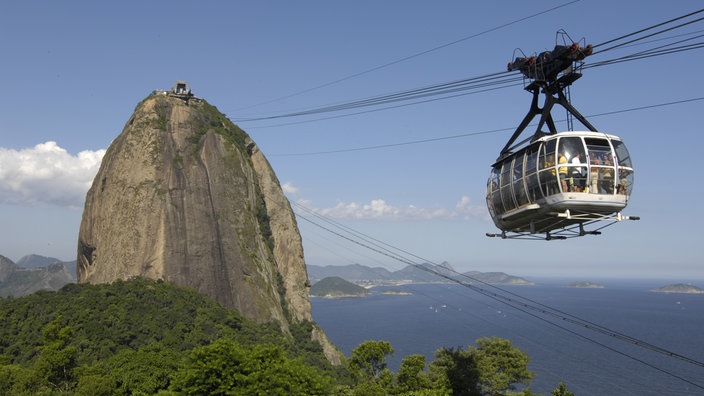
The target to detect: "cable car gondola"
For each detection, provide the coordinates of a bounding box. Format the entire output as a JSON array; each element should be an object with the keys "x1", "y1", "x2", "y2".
[{"x1": 486, "y1": 35, "x2": 639, "y2": 240}]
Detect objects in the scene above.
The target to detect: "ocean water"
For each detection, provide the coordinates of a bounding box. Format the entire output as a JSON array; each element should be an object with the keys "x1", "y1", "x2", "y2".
[{"x1": 311, "y1": 280, "x2": 704, "y2": 395}]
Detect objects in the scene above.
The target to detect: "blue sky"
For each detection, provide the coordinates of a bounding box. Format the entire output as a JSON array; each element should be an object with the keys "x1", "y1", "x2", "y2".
[{"x1": 1, "y1": 1, "x2": 702, "y2": 280}]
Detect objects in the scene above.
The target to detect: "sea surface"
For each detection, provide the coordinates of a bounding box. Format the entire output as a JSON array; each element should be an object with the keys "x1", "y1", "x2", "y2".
[{"x1": 311, "y1": 279, "x2": 704, "y2": 395}]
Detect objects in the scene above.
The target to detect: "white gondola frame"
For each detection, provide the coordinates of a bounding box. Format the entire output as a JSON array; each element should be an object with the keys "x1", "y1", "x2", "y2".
[{"x1": 486, "y1": 131, "x2": 636, "y2": 238}]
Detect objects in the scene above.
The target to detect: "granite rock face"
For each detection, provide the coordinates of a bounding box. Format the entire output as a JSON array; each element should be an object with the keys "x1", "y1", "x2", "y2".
[{"x1": 77, "y1": 93, "x2": 340, "y2": 363}]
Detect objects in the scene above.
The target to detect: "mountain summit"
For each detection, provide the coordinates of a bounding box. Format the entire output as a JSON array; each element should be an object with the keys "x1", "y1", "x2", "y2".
[{"x1": 77, "y1": 86, "x2": 339, "y2": 363}]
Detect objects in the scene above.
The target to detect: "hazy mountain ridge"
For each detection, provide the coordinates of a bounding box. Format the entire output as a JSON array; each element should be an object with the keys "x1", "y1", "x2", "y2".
[
  {"x1": 309, "y1": 263, "x2": 395, "y2": 281},
  {"x1": 307, "y1": 262, "x2": 533, "y2": 285},
  {"x1": 0, "y1": 254, "x2": 18, "y2": 282},
  {"x1": 16, "y1": 254, "x2": 64, "y2": 268},
  {"x1": 0, "y1": 254, "x2": 75, "y2": 297}
]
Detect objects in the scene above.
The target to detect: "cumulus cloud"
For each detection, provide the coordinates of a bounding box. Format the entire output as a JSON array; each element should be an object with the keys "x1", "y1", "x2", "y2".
[
  {"x1": 454, "y1": 195, "x2": 489, "y2": 220},
  {"x1": 299, "y1": 195, "x2": 485, "y2": 221},
  {"x1": 282, "y1": 181, "x2": 299, "y2": 195},
  {"x1": 0, "y1": 142, "x2": 105, "y2": 209}
]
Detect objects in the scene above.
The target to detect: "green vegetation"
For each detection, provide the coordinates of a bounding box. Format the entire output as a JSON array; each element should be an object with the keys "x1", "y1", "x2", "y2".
[
  {"x1": 254, "y1": 196, "x2": 275, "y2": 253},
  {"x1": 0, "y1": 278, "x2": 573, "y2": 395},
  {"x1": 196, "y1": 101, "x2": 248, "y2": 150},
  {"x1": 345, "y1": 338, "x2": 544, "y2": 395},
  {"x1": 150, "y1": 114, "x2": 168, "y2": 132},
  {"x1": 170, "y1": 339, "x2": 332, "y2": 395},
  {"x1": 183, "y1": 99, "x2": 250, "y2": 158}
]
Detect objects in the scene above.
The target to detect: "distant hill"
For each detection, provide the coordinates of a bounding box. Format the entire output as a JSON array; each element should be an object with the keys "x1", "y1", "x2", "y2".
[
  {"x1": 652, "y1": 283, "x2": 704, "y2": 294},
  {"x1": 16, "y1": 254, "x2": 64, "y2": 268},
  {"x1": 311, "y1": 277, "x2": 371, "y2": 298},
  {"x1": 308, "y1": 263, "x2": 394, "y2": 282},
  {"x1": 393, "y1": 262, "x2": 458, "y2": 282},
  {"x1": 0, "y1": 254, "x2": 18, "y2": 282},
  {"x1": 307, "y1": 263, "x2": 533, "y2": 285},
  {"x1": 0, "y1": 262, "x2": 74, "y2": 297},
  {"x1": 0, "y1": 253, "x2": 77, "y2": 297}
]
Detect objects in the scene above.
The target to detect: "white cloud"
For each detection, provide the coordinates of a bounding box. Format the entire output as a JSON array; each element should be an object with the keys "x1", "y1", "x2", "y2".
[
  {"x1": 0, "y1": 142, "x2": 105, "y2": 209},
  {"x1": 300, "y1": 195, "x2": 486, "y2": 221},
  {"x1": 454, "y1": 195, "x2": 489, "y2": 220},
  {"x1": 282, "y1": 181, "x2": 299, "y2": 195}
]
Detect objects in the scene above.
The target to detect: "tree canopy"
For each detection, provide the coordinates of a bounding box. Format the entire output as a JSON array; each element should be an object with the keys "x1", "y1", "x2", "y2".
[
  {"x1": 0, "y1": 278, "x2": 573, "y2": 395},
  {"x1": 170, "y1": 338, "x2": 332, "y2": 395}
]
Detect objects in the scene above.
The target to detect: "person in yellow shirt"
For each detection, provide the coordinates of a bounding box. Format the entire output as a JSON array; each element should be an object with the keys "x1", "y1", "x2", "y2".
[
  {"x1": 542, "y1": 154, "x2": 558, "y2": 195},
  {"x1": 558, "y1": 154, "x2": 568, "y2": 192}
]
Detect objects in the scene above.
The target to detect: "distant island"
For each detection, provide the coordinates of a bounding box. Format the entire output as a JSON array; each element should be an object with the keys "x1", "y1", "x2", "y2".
[
  {"x1": 310, "y1": 276, "x2": 371, "y2": 298},
  {"x1": 567, "y1": 281, "x2": 604, "y2": 289},
  {"x1": 381, "y1": 290, "x2": 413, "y2": 296},
  {"x1": 652, "y1": 283, "x2": 704, "y2": 294}
]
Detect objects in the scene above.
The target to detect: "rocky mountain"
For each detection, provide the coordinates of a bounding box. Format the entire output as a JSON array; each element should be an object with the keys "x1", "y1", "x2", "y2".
[
  {"x1": 12, "y1": 254, "x2": 77, "y2": 280},
  {"x1": 307, "y1": 263, "x2": 533, "y2": 285},
  {"x1": 16, "y1": 254, "x2": 63, "y2": 268},
  {"x1": 0, "y1": 254, "x2": 74, "y2": 297},
  {"x1": 0, "y1": 254, "x2": 18, "y2": 282},
  {"x1": 76, "y1": 88, "x2": 339, "y2": 363}
]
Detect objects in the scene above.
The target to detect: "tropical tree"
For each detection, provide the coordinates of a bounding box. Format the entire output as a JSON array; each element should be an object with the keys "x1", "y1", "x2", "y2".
[
  {"x1": 397, "y1": 354, "x2": 429, "y2": 393},
  {"x1": 551, "y1": 381, "x2": 575, "y2": 396},
  {"x1": 103, "y1": 343, "x2": 182, "y2": 394},
  {"x1": 470, "y1": 337, "x2": 534, "y2": 395},
  {"x1": 0, "y1": 363, "x2": 42, "y2": 395},
  {"x1": 348, "y1": 340, "x2": 394, "y2": 382},
  {"x1": 346, "y1": 340, "x2": 395, "y2": 395},
  {"x1": 396, "y1": 353, "x2": 455, "y2": 395},
  {"x1": 428, "y1": 337, "x2": 534, "y2": 396},
  {"x1": 33, "y1": 318, "x2": 79, "y2": 392},
  {"x1": 170, "y1": 338, "x2": 332, "y2": 395},
  {"x1": 429, "y1": 347, "x2": 480, "y2": 396}
]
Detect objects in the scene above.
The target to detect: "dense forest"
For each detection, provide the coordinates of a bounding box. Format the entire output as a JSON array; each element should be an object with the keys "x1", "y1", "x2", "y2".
[{"x1": 0, "y1": 278, "x2": 572, "y2": 395}]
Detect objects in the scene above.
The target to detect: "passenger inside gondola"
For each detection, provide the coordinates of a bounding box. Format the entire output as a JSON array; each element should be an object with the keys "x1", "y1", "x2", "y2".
[
  {"x1": 589, "y1": 154, "x2": 600, "y2": 193},
  {"x1": 558, "y1": 153, "x2": 568, "y2": 192},
  {"x1": 540, "y1": 153, "x2": 559, "y2": 196},
  {"x1": 600, "y1": 156, "x2": 614, "y2": 194},
  {"x1": 558, "y1": 136, "x2": 587, "y2": 193},
  {"x1": 617, "y1": 171, "x2": 628, "y2": 194},
  {"x1": 569, "y1": 152, "x2": 586, "y2": 192}
]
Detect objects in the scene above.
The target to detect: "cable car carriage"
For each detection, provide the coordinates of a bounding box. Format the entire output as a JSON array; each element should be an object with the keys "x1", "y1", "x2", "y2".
[{"x1": 486, "y1": 36, "x2": 639, "y2": 240}]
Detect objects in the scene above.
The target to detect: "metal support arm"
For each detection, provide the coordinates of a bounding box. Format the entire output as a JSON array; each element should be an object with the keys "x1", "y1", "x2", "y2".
[{"x1": 497, "y1": 72, "x2": 597, "y2": 161}]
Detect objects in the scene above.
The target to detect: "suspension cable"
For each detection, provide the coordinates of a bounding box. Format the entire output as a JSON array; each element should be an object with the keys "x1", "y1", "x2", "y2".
[
  {"x1": 232, "y1": 9, "x2": 703, "y2": 126},
  {"x1": 592, "y1": 8, "x2": 704, "y2": 50},
  {"x1": 292, "y1": 201, "x2": 704, "y2": 389}
]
